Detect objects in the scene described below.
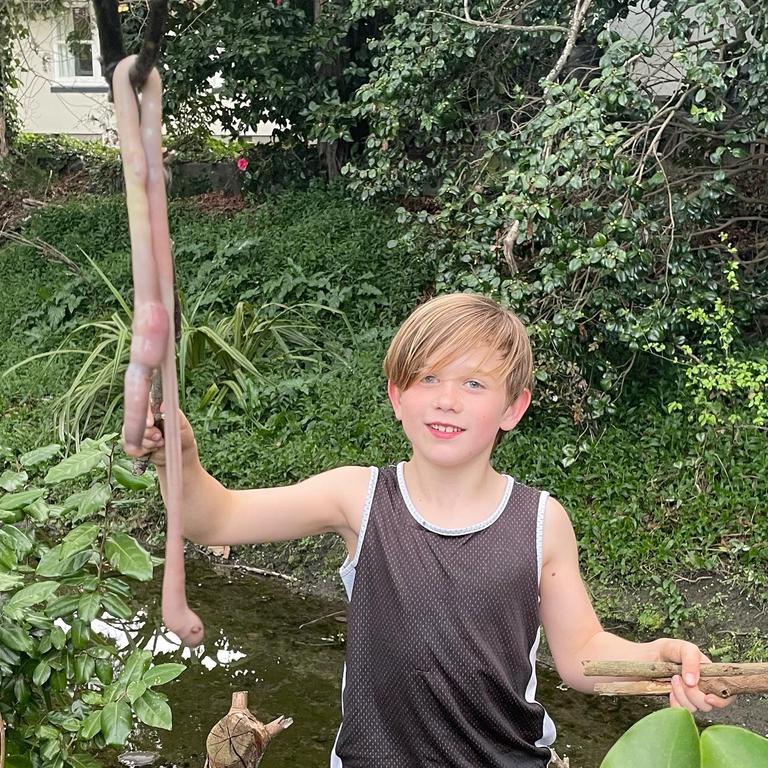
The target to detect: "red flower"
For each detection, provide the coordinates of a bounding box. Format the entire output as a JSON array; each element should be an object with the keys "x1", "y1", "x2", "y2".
[
  {"x1": 275, "y1": 0, "x2": 282, "y2": 6},
  {"x1": 237, "y1": 157, "x2": 249, "y2": 172}
]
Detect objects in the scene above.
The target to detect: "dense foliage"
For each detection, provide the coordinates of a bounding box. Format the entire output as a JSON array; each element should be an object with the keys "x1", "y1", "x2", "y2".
[
  {"x1": 1, "y1": 189, "x2": 767, "y2": 764},
  {"x1": 154, "y1": 0, "x2": 768, "y2": 420},
  {"x1": 0, "y1": 435, "x2": 185, "y2": 768}
]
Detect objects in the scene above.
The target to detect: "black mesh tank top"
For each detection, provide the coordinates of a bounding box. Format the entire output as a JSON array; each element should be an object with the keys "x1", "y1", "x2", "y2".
[{"x1": 331, "y1": 463, "x2": 555, "y2": 767}]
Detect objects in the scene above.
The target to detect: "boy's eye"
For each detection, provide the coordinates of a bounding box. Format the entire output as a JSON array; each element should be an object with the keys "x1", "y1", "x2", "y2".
[
  {"x1": 466, "y1": 380, "x2": 483, "y2": 389},
  {"x1": 422, "y1": 375, "x2": 437, "y2": 384}
]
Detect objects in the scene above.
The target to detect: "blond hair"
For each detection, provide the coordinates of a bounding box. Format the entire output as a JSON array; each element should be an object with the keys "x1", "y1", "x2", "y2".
[{"x1": 383, "y1": 293, "x2": 533, "y2": 403}]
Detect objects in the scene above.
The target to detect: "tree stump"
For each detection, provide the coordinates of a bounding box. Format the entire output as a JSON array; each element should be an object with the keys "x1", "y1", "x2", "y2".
[{"x1": 206, "y1": 692, "x2": 292, "y2": 768}]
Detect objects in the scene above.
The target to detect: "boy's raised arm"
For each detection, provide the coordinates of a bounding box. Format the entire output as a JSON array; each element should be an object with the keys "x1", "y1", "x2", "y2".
[
  {"x1": 125, "y1": 409, "x2": 368, "y2": 552},
  {"x1": 538, "y1": 496, "x2": 732, "y2": 712}
]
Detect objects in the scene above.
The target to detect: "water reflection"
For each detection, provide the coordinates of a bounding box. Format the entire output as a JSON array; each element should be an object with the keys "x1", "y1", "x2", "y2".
[{"x1": 100, "y1": 559, "x2": 661, "y2": 768}]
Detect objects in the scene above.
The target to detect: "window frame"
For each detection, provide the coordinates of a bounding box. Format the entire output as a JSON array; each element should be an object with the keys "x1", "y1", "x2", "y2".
[{"x1": 52, "y1": 3, "x2": 104, "y2": 90}]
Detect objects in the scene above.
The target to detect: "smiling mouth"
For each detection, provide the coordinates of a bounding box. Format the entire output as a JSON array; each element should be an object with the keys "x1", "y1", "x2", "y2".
[{"x1": 427, "y1": 423, "x2": 465, "y2": 434}]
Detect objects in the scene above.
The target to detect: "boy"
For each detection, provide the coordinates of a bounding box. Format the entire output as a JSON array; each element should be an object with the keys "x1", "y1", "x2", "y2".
[{"x1": 129, "y1": 293, "x2": 731, "y2": 767}]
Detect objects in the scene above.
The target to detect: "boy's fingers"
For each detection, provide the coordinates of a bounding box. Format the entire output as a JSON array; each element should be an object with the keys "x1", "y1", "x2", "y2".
[
  {"x1": 680, "y1": 643, "x2": 708, "y2": 686},
  {"x1": 671, "y1": 675, "x2": 707, "y2": 713},
  {"x1": 706, "y1": 693, "x2": 734, "y2": 709}
]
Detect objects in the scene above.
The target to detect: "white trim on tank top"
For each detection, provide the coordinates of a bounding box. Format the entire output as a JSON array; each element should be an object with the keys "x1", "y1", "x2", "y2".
[{"x1": 396, "y1": 460, "x2": 515, "y2": 536}]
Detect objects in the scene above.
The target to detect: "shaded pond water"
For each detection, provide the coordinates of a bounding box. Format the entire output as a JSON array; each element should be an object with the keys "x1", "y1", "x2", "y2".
[{"x1": 104, "y1": 559, "x2": 667, "y2": 768}]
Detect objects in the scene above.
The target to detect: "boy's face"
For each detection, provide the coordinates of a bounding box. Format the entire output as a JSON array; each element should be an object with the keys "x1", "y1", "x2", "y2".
[{"x1": 387, "y1": 347, "x2": 530, "y2": 468}]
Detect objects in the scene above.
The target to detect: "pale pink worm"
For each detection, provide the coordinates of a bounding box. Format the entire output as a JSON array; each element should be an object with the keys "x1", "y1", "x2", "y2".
[{"x1": 113, "y1": 55, "x2": 204, "y2": 648}]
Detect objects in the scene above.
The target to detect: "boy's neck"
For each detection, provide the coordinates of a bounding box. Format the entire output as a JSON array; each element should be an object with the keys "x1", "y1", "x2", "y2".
[{"x1": 401, "y1": 457, "x2": 507, "y2": 528}]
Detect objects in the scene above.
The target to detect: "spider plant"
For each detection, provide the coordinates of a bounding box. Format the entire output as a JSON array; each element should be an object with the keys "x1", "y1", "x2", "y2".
[{"x1": 4, "y1": 249, "x2": 349, "y2": 446}]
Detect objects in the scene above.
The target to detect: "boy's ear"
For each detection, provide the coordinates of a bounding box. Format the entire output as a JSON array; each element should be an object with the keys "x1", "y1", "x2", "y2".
[
  {"x1": 499, "y1": 388, "x2": 531, "y2": 433},
  {"x1": 387, "y1": 380, "x2": 403, "y2": 421}
]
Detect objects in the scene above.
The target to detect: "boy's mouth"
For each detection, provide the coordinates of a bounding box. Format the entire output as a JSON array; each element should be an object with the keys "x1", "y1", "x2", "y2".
[{"x1": 426, "y1": 423, "x2": 465, "y2": 439}]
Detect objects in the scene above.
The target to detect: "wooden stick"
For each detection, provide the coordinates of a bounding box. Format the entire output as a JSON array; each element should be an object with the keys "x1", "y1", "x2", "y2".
[
  {"x1": 595, "y1": 675, "x2": 768, "y2": 697},
  {"x1": 584, "y1": 661, "x2": 768, "y2": 678}
]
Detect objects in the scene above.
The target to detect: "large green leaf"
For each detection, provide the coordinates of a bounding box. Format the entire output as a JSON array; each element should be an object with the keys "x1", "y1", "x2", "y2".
[
  {"x1": 134, "y1": 689, "x2": 172, "y2": 730},
  {"x1": 24, "y1": 498, "x2": 50, "y2": 523},
  {"x1": 44, "y1": 449, "x2": 105, "y2": 484},
  {"x1": 101, "y1": 592, "x2": 132, "y2": 620},
  {"x1": 600, "y1": 709, "x2": 700, "y2": 768},
  {"x1": 3, "y1": 581, "x2": 60, "y2": 617},
  {"x1": 120, "y1": 649, "x2": 153, "y2": 685},
  {"x1": 701, "y1": 724, "x2": 768, "y2": 767},
  {"x1": 78, "y1": 709, "x2": 103, "y2": 740},
  {"x1": 0, "y1": 470, "x2": 28, "y2": 492},
  {"x1": 78, "y1": 591, "x2": 102, "y2": 623},
  {"x1": 0, "y1": 538, "x2": 18, "y2": 569},
  {"x1": 104, "y1": 533, "x2": 152, "y2": 581},
  {"x1": 20, "y1": 444, "x2": 61, "y2": 468},
  {"x1": 46, "y1": 594, "x2": 80, "y2": 618},
  {"x1": 60, "y1": 523, "x2": 101, "y2": 559},
  {"x1": 0, "y1": 488, "x2": 46, "y2": 511},
  {"x1": 0, "y1": 623, "x2": 34, "y2": 654},
  {"x1": 143, "y1": 662, "x2": 186, "y2": 687},
  {"x1": 100, "y1": 700, "x2": 132, "y2": 746},
  {"x1": 68, "y1": 483, "x2": 111, "y2": 522},
  {"x1": 0, "y1": 525, "x2": 34, "y2": 559},
  {"x1": 0, "y1": 573, "x2": 24, "y2": 591},
  {"x1": 112, "y1": 463, "x2": 154, "y2": 491},
  {"x1": 36, "y1": 546, "x2": 92, "y2": 578}
]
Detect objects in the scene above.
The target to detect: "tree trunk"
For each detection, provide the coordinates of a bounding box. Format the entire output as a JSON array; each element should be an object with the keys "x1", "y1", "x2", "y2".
[{"x1": 0, "y1": 109, "x2": 8, "y2": 159}]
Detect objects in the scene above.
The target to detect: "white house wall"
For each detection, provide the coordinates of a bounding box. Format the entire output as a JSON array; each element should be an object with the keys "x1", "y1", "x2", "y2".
[{"x1": 14, "y1": 14, "x2": 279, "y2": 141}]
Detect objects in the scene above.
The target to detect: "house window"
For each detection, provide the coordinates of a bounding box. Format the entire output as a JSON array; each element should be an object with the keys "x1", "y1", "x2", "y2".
[{"x1": 55, "y1": 5, "x2": 101, "y2": 82}]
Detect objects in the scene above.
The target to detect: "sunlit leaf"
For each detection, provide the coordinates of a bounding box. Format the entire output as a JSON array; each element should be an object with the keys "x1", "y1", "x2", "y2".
[
  {"x1": 61, "y1": 522, "x2": 101, "y2": 559},
  {"x1": 600, "y1": 709, "x2": 699, "y2": 768},
  {"x1": 36, "y1": 546, "x2": 92, "y2": 578},
  {"x1": 0, "y1": 488, "x2": 46, "y2": 511},
  {"x1": 100, "y1": 700, "x2": 132, "y2": 746},
  {"x1": 701, "y1": 724, "x2": 768, "y2": 767},
  {"x1": 105, "y1": 533, "x2": 152, "y2": 581},
  {"x1": 3, "y1": 581, "x2": 59, "y2": 617},
  {"x1": 20, "y1": 444, "x2": 61, "y2": 468},
  {"x1": 44, "y1": 449, "x2": 105, "y2": 483},
  {"x1": 143, "y1": 663, "x2": 186, "y2": 687},
  {"x1": 134, "y1": 689, "x2": 172, "y2": 730},
  {"x1": 0, "y1": 470, "x2": 28, "y2": 492}
]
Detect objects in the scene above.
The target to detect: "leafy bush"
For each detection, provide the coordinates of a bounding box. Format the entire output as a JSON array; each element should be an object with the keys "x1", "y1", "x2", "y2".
[
  {"x1": 157, "y1": 0, "x2": 768, "y2": 421},
  {"x1": 0, "y1": 435, "x2": 185, "y2": 768}
]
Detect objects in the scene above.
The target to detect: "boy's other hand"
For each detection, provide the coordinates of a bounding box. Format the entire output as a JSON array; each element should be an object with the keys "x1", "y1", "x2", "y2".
[
  {"x1": 660, "y1": 639, "x2": 735, "y2": 712},
  {"x1": 122, "y1": 405, "x2": 197, "y2": 466}
]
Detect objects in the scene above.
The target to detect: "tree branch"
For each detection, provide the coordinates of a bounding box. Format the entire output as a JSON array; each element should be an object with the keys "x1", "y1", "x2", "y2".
[
  {"x1": 545, "y1": 0, "x2": 594, "y2": 84},
  {"x1": 427, "y1": 6, "x2": 567, "y2": 34},
  {"x1": 130, "y1": 0, "x2": 168, "y2": 91}
]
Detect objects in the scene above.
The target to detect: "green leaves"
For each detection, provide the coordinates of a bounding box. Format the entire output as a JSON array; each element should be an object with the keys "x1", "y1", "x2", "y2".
[
  {"x1": 105, "y1": 533, "x2": 152, "y2": 581},
  {"x1": 601, "y1": 709, "x2": 699, "y2": 768},
  {"x1": 0, "y1": 430, "x2": 181, "y2": 766},
  {"x1": 44, "y1": 447, "x2": 105, "y2": 483},
  {"x1": 142, "y1": 663, "x2": 186, "y2": 687},
  {"x1": 701, "y1": 725, "x2": 768, "y2": 767},
  {"x1": 0, "y1": 622, "x2": 34, "y2": 654},
  {"x1": 20, "y1": 444, "x2": 61, "y2": 468},
  {"x1": 3, "y1": 580, "x2": 59, "y2": 619},
  {"x1": 100, "y1": 701, "x2": 132, "y2": 746},
  {"x1": 134, "y1": 689, "x2": 172, "y2": 730},
  {"x1": 0, "y1": 487, "x2": 46, "y2": 511},
  {"x1": 600, "y1": 709, "x2": 768, "y2": 767}
]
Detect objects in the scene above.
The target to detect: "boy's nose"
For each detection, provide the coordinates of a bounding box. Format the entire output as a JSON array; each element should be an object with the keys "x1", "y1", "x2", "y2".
[{"x1": 434, "y1": 384, "x2": 462, "y2": 411}]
